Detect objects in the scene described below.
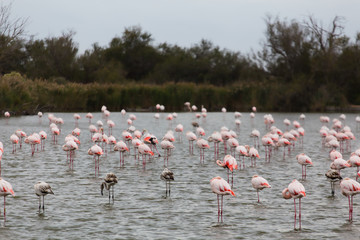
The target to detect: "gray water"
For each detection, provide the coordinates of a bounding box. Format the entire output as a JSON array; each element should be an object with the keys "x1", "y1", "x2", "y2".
[{"x1": 0, "y1": 112, "x2": 360, "y2": 240}]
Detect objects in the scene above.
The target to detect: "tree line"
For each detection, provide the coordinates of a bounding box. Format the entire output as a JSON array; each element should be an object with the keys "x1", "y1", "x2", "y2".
[{"x1": 1, "y1": 3, "x2": 360, "y2": 112}]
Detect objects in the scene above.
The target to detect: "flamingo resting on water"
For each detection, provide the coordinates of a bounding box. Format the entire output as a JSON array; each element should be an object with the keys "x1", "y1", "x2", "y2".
[{"x1": 282, "y1": 179, "x2": 306, "y2": 230}]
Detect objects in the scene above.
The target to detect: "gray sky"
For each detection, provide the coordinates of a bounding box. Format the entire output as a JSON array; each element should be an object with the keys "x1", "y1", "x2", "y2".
[{"x1": 5, "y1": 0, "x2": 360, "y2": 55}]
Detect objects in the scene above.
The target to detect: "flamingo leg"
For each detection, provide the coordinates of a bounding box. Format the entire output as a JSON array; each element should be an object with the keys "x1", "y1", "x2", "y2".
[
  {"x1": 221, "y1": 195, "x2": 224, "y2": 223},
  {"x1": 43, "y1": 195, "x2": 45, "y2": 210},
  {"x1": 4, "y1": 196, "x2": 6, "y2": 222},
  {"x1": 299, "y1": 198, "x2": 301, "y2": 230},
  {"x1": 294, "y1": 198, "x2": 297, "y2": 229},
  {"x1": 39, "y1": 196, "x2": 41, "y2": 210},
  {"x1": 257, "y1": 190, "x2": 260, "y2": 203},
  {"x1": 217, "y1": 194, "x2": 220, "y2": 222}
]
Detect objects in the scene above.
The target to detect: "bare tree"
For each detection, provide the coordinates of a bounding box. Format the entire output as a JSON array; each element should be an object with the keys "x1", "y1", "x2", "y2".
[
  {"x1": 0, "y1": 3, "x2": 28, "y2": 73},
  {"x1": 304, "y1": 16, "x2": 346, "y2": 54},
  {"x1": 0, "y1": 2, "x2": 27, "y2": 41}
]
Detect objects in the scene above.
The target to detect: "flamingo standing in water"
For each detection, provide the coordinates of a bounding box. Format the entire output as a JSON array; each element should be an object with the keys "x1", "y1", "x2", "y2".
[
  {"x1": 88, "y1": 145, "x2": 103, "y2": 176},
  {"x1": 186, "y1": 131, "x2": 197, "y2": 155},
  {"x1": 296, "y1": 153, "x2": 313, "y2": 180},
  {"x1": 340, "y1": 177, "x2": 360, "y2": 222},
  {"x1": 25, "y1": 134, "x2": 41, "y2": 156},
  {"x1": 325, "y1": 169, "x2": 342, "y2": 196},
  {"x1": 34, "y1": 181, "x2": 54, "y2": 211},
  {"x1": 15, "y1": 129, "x2": 27, "y2": 149},
  {"x1": 38, "y1": 111, "x2": 43, "y2": 124},
  {"x1": 114, "y1": 141, "x2": 129, "y2": 167},
  {"x1": 10, "y1": 134, "x2": 19, "y2": 153},
  {"x1": 73, "y1": 113, "x2": 81, "y2": 127},
  {"x1": 86, "y1": 112, "x2": 93, "y2": 123},
  {"x1": 101, "y1": 173, "x2": 118, "y2": 203},
  {"x1": 197, "y1": 138, "x2": 210, "y2": 164},
  {"x1": 216, "y1": 155, "x2": 238, "y2": 187},
  {"x1": 161, "y1": 168, "x2": 174, "y2": 198},
  {"x1": 0, "y1": 178, "x2": 15, "y2": 222},
  {"x1": 235, "y1": 145, "x2": 248, "y2": 169},
  {"x1": 348, "y1": 153, "x2": 360, "y2": 180},
  {"x1": 251, "y1": 175, "x2": 271, "y2": 202},
  {"x1": 131, "y1": 138, "x2": 142, "y2": 161},
  {"x1": 39, "y1": 131, "x2": 47, "y2": 151},
  {"x1": 161, "y1": 140, "x2": 175, "y2": 167},
  {"x1": 138, "y1": 143, "x2": 154, "y2": 167},
  {"x1": 210, "y1": 176, "x2": 235, "y2": 223},
  {"x1": 248, "y1": 147, "x2": 260, "y2": 167},
  {"x1": 282, "y1": 179, "x2": 306, "y2": 230},
  {"x1": 175, "y1": 124, "x2": 183, "y2": 142},
  {"x1": 277, "y1": 137, "x2": 291, "y2": 159},
  {"x1": 250, "y1": 129, "x2": 260, "y2": 148},
  {"x1": 330, "y1": 158, "x2": 350, "y2": 176}
]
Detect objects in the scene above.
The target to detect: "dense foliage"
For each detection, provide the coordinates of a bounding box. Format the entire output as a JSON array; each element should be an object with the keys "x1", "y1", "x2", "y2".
[{"x1": 1, "y1": 4, "x2": 360, "y2": 113}]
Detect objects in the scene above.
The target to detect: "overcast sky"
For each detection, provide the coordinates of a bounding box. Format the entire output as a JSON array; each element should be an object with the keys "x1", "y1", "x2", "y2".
[{"x1": 5, "y1": 0, "x2": 360, "y2": 55}]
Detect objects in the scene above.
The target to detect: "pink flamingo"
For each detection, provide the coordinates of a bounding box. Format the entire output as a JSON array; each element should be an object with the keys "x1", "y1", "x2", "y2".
[
  {"x1": 330, "y1": 158, "x2": 350, "y2": 176},
  {"x1": 39, "y1": 131, "x2": 47, "y2": 151},
  {"x1": 348, "y1": 153, "x2": 360, "y2": 180},
  {"x1": 38, "y1": 111, "x2": 43, "y2": 124},
  {"x1": 50, "y1": 126, "x2": 60, "y2": 144},
  {"x1": 15, "y1": 129, "x2": 27, "y2": 149},
  {"x1": 63, "y1": 140, "x2": 78, "y2": 169},
  {"x1": 250, "y1": 129, "x2": 260, "y2": 148},
  {"x1": 329, "y1": 149, "x2": 342, "y2": 161},
  {"x1": 186, "y1": 132, "x2": 197, "y2": 155},
  {"x1": 296, "y1": 153, "x2": 313, "y2": 180},
  {"x1": 10, "y1": 134, "x2": 19, "y2": 153},
  {"x1": 248, "y1": 147, "x2": 260, "y2": 167},
  {"x1": 138, "y1": 143, "x2": 154, "y2": 167},
  {"x1": 107, "y1": 135, "x2": 116, "y2": 152},
  {"x1": 89, "y1": 124, "x2": 98, "y2": 140},
  {"x1": 73, "y1": 113, "x2": 81, "y2": 127},
  {"x1": 175, "y1": 124, "x2": 184, "y2": 142},
  {"x1": 209, "y1": 131, "x2": 222, "y2": 160},
  {"x1": 262, "y1": 136, "x2": 274, "y2": 162},
  {"x1": 88, "y1": 145, "x2": 103, "y2": 176},
  {"x1": 4, "y1": 111, "x2": 10, "y2": 124},
  {"x1": 235, "y1": 145, "x2": 248, "y2": 169},
  {"x1": 277, "y1": 137, "x2": 291, "y2": 159},
  {"x1": 161, "y1": 140, "x2": 175, "y2": 167},
  {"x1": 86, "y1": 112, "x2": 93, "y2": 123},
  {"x1": 107, "y1": 120, "x2": 115, "y2": 135},
  {"x1": 340, "y1": 177, "x2": 360, "y2": 222},
  {"x1": 251, "y1": 175, "x2": 271, "y2": 202},
  {"x1": 216, "y1": 155, "x2": 238, "y2": 187},
  {"x1": 0, "y1": 178, "x2": 15, "y2": 222},
  {"x1": 197, "y1": 138, "x2": 210, "y2": 164},
  {"x1": 210, "y1": 176, "x2": 235, "y2": 222},
  {"x1": 114, "y1": 141, "x2": 129, "y2": 167},
  {"x1": 132, "y1": 138, "x2": 142, "y2": 161},
  {"x1": 227, "y1": 138, "x2": 239, "y2": 157},
  {"x1": 144, "y1": 135, "x2": 160, "y2": 157},
  {"x1": 282, "y1": 179, "x2": 306, "y2": 230},
  {"x1": 25, "y1": 134, "x2": 41, "y2": 156}
]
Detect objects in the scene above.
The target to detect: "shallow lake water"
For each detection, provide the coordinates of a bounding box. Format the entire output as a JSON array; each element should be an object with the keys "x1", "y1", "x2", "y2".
[{"x1": 0, "y1": 111, "x2": 360, "y2": 239}]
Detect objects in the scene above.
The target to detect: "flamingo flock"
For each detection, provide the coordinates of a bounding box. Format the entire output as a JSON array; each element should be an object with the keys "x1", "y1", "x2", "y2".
[{"x1": 1, "y1": 106, "x2": 360, "y2": 234}]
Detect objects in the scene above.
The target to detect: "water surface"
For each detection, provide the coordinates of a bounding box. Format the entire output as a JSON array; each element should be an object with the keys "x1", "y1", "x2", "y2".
[{"x1": 0, "y1": 112, "x2": 360, "y2": 239}]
